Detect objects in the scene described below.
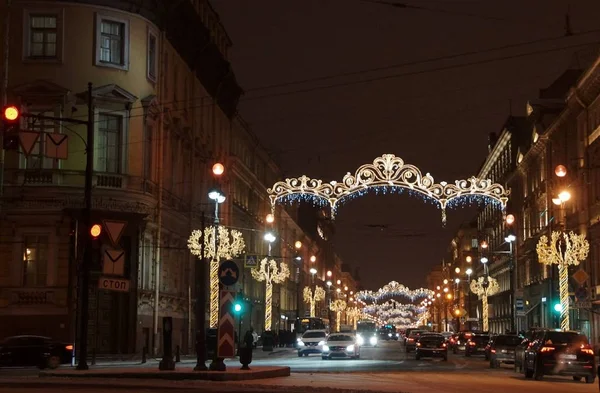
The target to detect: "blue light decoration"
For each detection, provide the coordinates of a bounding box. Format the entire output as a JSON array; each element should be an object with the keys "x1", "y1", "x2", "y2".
[{"x1": 267, "y1": 154, "x2": 510, "y2": 225}]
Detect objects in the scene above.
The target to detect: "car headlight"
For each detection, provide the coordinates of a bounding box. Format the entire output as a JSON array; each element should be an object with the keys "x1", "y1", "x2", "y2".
[
  {"x1": 357, "y1": 336, "x2": 365, "y2": 345},
  {"x1": 322, "y1": 345, "x2": 330, "y2": 352},
  {"x1": 297, "y1": 340, "x2": 305, "y2": 346},
  {"x1": 318, "y1": 341, "x2": 325, "y2": 346},
  {"x1": 370, "y1": 337, "x2": 378, "y2": 345},
  {"x1": 395, "y1": 333, "x2": 400, "y2": 337},
  {"x1": 297, "y1": 338, "x2": 302, "y2": 342},
  {"x1": 388, "y1": 333, "x2": 392, "y2": 337},
  {"x1": 346, "y1": 345, "x2": 355, "y2": 352}
]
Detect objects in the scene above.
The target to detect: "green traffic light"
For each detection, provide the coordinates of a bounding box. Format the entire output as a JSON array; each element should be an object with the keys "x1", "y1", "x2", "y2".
[
  {"x1": 553, "y1": 303, "x2": 562, "y2": 313},
  {"x1": 234, "y1": 303, "x2": 242, "y2": 313}
]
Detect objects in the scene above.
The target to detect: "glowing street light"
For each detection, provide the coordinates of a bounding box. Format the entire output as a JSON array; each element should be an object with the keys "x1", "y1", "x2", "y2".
[
  {"x1": 295, "y1": 241, "x2": 302, "y2": 249},
  {"x1": 212, "y1": 162, "x2": 225, "y2": 176},
  {"x1": 454, "y1": 267, "x2": 461, "y2": 274},
  {"x1": 466, "y1": 256, "x2": 472, "y2": 263},
  {"x1": 480, "y1": 241, "x2": 488, "y2": 249},
  {"x1": 554, "y1": 165, "x2": 567, "y2": 178},
  {"x1": 327, "y1": 270, "x2": 332, "y2": 277},
  {"x1": 454, "y1": 278, "x2": 460, "y2": 284},
  {"x1": 465, "y1": 268, "x2": 473, "y2": 276},
  {"x1": 309, "y1": 267, "x2": 317, "y2": 275},
  {"x1": 505, "y1": 214, "x2": 515, "y2": 225},
  {"x1": 264, "y1": 232, "x2": 276, "y2": 243},
  {"x1": 480, "y1": 257, "x2": 488, "y2": 264},
  {"x1": 266, "y1": 213, "x2": 275, "y2": 224},
  {"x1": 310, "y1": 255, "x2": 316, "y2": 263},
  {"x1": 505, "y1": 234, "x2": 516, "y2": 243},
  {"x1": 443, "y1": 279, "x2": 448, "y2": 285}
]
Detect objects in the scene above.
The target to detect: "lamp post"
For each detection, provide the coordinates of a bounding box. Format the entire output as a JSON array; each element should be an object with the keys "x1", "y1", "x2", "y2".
[
  {"x1": 505, "y1": 234, "x2": 516, "y2": 332},
  {"x1": 465, "y1": 268, "x2": 473, "y2": 330}
]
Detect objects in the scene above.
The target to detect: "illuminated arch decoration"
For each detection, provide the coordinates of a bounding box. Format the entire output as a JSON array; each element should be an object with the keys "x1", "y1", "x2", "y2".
[
  {"x1": 356, "y1": 281, "x2": 434, "y2": 302},
  {"x1": 268, "y1": 154, "x2": 509, "y2": 224}
]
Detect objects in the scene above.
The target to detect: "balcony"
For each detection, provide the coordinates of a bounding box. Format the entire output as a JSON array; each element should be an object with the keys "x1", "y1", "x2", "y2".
[{"x1": 0, "y1": 287, "x2": 68, "y2": 308}]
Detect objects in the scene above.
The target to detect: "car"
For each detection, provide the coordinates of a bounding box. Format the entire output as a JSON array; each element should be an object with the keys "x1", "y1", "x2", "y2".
[
  {"x1": 522, "y1": 330, "x2": 595, "y2": 383},
  {"x1": 297, "y1": 330, "x2": 327, "y2": 357},
  {"x1": 405, "y1": 330, "x2": 426, "y2": 353},
  {"x1": 465, "y1": 334, "x2": 490, "y2": 357},
  {"x1": 415, "y1": 334, "x2": 448, "y2": 361},
  {"x1": 449, "y1": 331, "x2": 473, "y2": 354},
  {"x1": 489, "y1": 334, "x2": 521, "y2": 368},
  {"x1": 322, "y1": 333, "x2": 360, "y2": 360},
  {"x1": 0, "y1": 335, "x2": 73, "y2": 369},
  {"x1": 514, "y1": 328, "x2": 546, "y2": 372}
]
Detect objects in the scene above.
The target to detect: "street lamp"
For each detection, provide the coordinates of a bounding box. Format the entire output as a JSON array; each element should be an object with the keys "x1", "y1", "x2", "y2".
[
  {"x1": 309, "y1": 267, "x2": 317, "y2": 275},
  {"x1": 505, "y1": 214, "x2": 515, "y2": 225},
  {"x1": 554, "y1": 164, "x2": 567, "y2": 178},
  {"x1": 454, "y1": 267, "x2": 460, "y2": 274},
  {"x1": 295, "y1": 241, "x2": 302, "y2": 249},
  {"x1": 266, "y1": 213, "x2": 275, "y2": 224},
  {"x1": 310, "y1": 255, "x2": 316, "y2": 263},
  {"x1": 465, "y1": 268, "x2": 473, "y2": 276},
  {"x1": 327, "y1": 270, "x2": 332, "y2": 277},
  {"x1": 466, "y1": 256, "x2": 472, "y2": 263},
  {"x1": 212, "y1": 162, "x2": 225, "y2": 176}
]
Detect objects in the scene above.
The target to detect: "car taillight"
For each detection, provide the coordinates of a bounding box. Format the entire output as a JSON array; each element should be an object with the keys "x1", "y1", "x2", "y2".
[
  {"x1": 491, "y1": 349, "x2": 496, "y2": 354},
  {"x1": 468, "y1": 341, "x2": 476, "y2": 346},
  {"x1": 408, "y1": 338, "x2": 414, "y2": 342},
  {"x1": 442, "y1": 343, "x2": 447, "y2": 347},
  {"x1": 580, "y1": 344, "x2": 594, "y2": 355},
  {"x1": 540, "y1": 346, "x2": 555, "y2": 353},
  {"x1": 449, "y1": 338, "x2": 455, "y2": 343},
  {"x1": 65, "y1": 345, "x2": 73, "y2": 350}
]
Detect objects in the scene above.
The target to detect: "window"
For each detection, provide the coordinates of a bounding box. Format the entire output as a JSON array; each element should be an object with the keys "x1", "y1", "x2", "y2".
[
  {"x1": 24, "y1": 110, "x2": 59, "y2": 169},
  {"x1": 147, "y1": 30, "x2": 157, "y2": 81},
  {"x1": 29, "y1": 15, "x2": 57, "y2": 58},
  {"x1": 144, "y1": 124, "x2": 153, "y2": 180},
  {"x1": 96, "y1": 113, "x2": 122, "y2": 173},
  {"x1": 23, "y1": 235, "x2": 48, "y2": 287},
  {"x1": 95, "y1": 14, "x2": 129, "y2": 70}
]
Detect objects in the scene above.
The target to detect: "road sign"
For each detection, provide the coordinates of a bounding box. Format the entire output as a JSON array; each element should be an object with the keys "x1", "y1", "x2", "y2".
[
  {"x1": 575, "y1": 287, "x2": 588, "y2": 301},
  {"x1": 98, "y1": 276, "x2": 130, "y2": 292},
  {"x1": 102, "y1": 220, "x2": 127, "y2": 248},
  {"x1": 45, "y1": 133, "x2": 68, "y2": 159},
  {"x1": 573, "y1": 301, "x2": 592, "y2": 309},
  {"x1": 19, "y1": 131, "x2": 40, "y2": 156},
  {"x1": 515, "y1": 298, "x2": 524, "y2": 311},
  {"x1": 572, "y1": 269, "x2": 589, "y2": 286},
  {"x1": 217, "y1": 290, "x2": 235, "y2": 358},
  {"x1": 218, "y1": 260, "x2": 239, "y2": 286},
  {"x1": 102, "y1": 248, "x2": 125, "y2": 276},
  {"x1": 244, "y1": 254, "x2": 258, "y2": 268}
]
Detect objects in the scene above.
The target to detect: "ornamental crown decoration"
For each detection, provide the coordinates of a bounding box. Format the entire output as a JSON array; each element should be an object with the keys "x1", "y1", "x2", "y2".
[
  {"x1": 470, "y1": 276, "x2": 500, "y2": 298},
  {"x1": 536, "y1": 231, "x2": 589, "y2": 266},
  {"x1": 267, "y1": 154, "x2": 509, "y2": 223},
  {"x1": 356, "y1": 281, "x2": 434, "y2": 302},
  {"x1": 187, "y1": 226, "x2": 245, "y2": 260}
]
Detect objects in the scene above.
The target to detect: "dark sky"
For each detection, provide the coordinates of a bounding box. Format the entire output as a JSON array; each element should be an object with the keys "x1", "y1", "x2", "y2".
[{"x1": 211, "y1": 0, "x2": 600, "y2": 290}]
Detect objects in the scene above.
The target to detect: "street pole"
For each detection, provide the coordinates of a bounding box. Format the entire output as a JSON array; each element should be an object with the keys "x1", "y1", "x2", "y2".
[
  {"x1": 209, "y1": 197, "x2": 224, "y2": 371},
  {"x1": 194, "y1": 211, "x2": 207, "y2": 371},
  {"x1": 509, "y1": 241, "x2": 515, "y2": 333},
  {"x1": 76, "y1": 83, "x2": 94, "y2": 370},
  {"x1": 0, "y1": 0, "x2": 12, "y2": 212}
]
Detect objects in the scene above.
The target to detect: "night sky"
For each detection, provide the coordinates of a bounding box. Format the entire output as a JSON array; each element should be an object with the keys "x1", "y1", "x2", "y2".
[{"x1": 211, "y1": 0, "x2": 600, "y2": 290}]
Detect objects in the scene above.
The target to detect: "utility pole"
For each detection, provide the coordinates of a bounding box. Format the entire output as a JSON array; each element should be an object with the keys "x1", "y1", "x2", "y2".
[
  {"x1": 0, "y1": 0, "x2": 13, "y2": 211},
  {"x1": 194, "y1": 211, "x2": 207, "y2": 371},
  {"x1": 76, "y1": 83, "x2": 94, "y2": 370}
]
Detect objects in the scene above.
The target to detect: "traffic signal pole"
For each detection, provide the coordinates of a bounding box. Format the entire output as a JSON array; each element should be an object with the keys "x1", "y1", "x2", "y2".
[{"x1": 0, "y1": 0, "x2": 13, "y2": 211}]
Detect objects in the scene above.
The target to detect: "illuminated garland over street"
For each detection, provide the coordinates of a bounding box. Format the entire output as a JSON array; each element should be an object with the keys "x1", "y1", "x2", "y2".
[
  {"x1": 188, "y1": 226, "x2": 245, "y2": 328},
  {"x1": 363, "y1": 300, "x2": 424, "y2": 314},
  {"x1": 251, "y1": 258, "x2": 290, "y2": 331},
  {"x1": 470, "y1": 277, "x2": 500, "y2": 332},
  {"x1": 356, "y1": 281, "x2": 434, "y2": 302},
  {"x1": 267, "y1": 154, "x2": 509, "y2": 224},
  {"x1": 537, "y1": 231, "x2": 589, "y2": 331}
]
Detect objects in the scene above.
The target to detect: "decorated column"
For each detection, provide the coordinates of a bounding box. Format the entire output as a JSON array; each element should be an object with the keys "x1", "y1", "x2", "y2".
[
  {"x1": 303, "y1": 286, "x2": 325, "y2": 318},
  {"x1": 187, "y1": 227, "x2": 245, "y2": 328},
  {"x1": 251, "y1": 258, "x2": 290, "y2": 331},
  {"x1": 537, "y1": 231, "x2": 589, "y2": 331},
  {"x1": 330, "y1": 299, "x2": 347, "y2": 332},
  {"x1": 346, "y1": 307, "x2": 362, "y2": 330},
  {"x1": 470, "y1": 276, "x2": 499, "y2": 332}
]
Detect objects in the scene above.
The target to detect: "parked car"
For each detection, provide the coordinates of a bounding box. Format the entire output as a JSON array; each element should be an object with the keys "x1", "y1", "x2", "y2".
[
  {"x1": 297, "y1": 330, "x2": 327, "y2": 357},
  {"x1": 465, "y1": 334, "x2": 490, "y2": 357},
  {"x1": 415, "y1": 334, "x2": 448, "y2": 361},
  {"x1": 489, "y1": 334, "x2": 521, "y2": 368},
  {"x1": 322, "y1": 333, "x2": 360, "y2": 360},
  {"x1": 0, "y1": 335, "x2": 73, "y2": 369},
  {"x1": 523, "y1": 330, "x2": 595, "y2": 383},
  {"x1": 514, "y1": 328, "x2": 546, "y2": 372}
]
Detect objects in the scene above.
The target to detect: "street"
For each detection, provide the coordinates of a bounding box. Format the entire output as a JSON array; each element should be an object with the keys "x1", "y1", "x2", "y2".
[{"x1": 0, "y1": 341, "x2": 596, "y2": 392}]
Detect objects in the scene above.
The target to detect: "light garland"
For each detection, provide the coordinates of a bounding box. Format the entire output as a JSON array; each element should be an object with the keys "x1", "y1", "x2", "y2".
[
  {"x1": 303, "y1": 286, "x2": 326, "y2": 318},
  {"x1": 537, "y1": 231, "x2": 589, "y2": 331},
  {"x1": 330, "y1": 299, "x2": 347, "y2": 332},
  {"x1": 356, "y1": 281, "x2": 434, "y2": 302},
  {"x1": 187, "y1": 226, "x2": 246, "y2": 328},
  {"x1": 267, "y1": 154, "x2": 509, "y2": 224},
  {"x1": 470, "y1": 276, "x2": 500, "y2": 332},
  {"x1": 346, "y1": 306, "x2": 362, "y2": 330},
  {"x1": 251, "y1": 258, "x2": 290, "y2": 331}
]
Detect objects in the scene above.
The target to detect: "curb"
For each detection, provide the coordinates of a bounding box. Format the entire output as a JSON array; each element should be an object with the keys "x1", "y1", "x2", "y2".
[{"x1": 39, "y1": 366, "x2": 291, "y2": 382}]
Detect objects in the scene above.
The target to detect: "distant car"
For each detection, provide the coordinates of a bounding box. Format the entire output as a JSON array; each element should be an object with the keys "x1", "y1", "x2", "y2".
[
  {"x1": 415, "y1": 334, "x2": 448, "y2": 361},
  {"x1": 0, "y1": 335, "x2": 73, "y2": 369},
  {"x1": 322, "y1": 333, "x2": 360, "y2": 360},
  {"x1": 489, "y1": 334, "x2": 520, "y2": 368},
  {"x1": 465, "y1": 334, "x2": 490, "y2": 357},
  {"x1": 523, "y1": 330, "x2": 595, "y2": 383},
  {"x1": 406, "y1": 330, "x2": 426, "y2": 353},
  {"x1": 297, "y1": 330, "x2": 327, "y2": 357},
  {"x1": 449, "y1": 331, "x2": 473, "y2": 354}
]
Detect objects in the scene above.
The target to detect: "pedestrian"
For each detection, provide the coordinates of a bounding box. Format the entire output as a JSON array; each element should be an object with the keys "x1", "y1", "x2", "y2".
[{"x1": 244, "y1": 327, "x2": 255, "y2": 350}]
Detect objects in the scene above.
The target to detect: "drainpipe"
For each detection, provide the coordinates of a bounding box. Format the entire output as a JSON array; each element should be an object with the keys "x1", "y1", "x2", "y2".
[{"x1": 153, "y1": 30, "x2": 166, "y2": 356}]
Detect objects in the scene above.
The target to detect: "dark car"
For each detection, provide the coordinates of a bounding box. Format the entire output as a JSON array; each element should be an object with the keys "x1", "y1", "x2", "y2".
[
  {"x1": 523, "y1": 330, "x2": 595, "y2": 383},
  {"x1": 489, "y1": 334, "x2": 521, "y2": 368},
  {"x1": 449, "y1": 331, "x2": 473, "y2": 354},
  {"x1": 465, "y1": 334, "x2": 490, "y2": 357},
  {"x1": 405, "y1": 330, "x2": 426, "y2": 353},
  {"x1": 415, "y1": 334, "x2": 448, "y2": 361},
  {"x1": 0, "y1": 335, "x2": 72, "y2": 369},
  {"x1": 484, "y1": 335, "x2": 497, "y2": 360},
  {"x1": 514, "y1": 328, "x2": 546, "y2": 372}
]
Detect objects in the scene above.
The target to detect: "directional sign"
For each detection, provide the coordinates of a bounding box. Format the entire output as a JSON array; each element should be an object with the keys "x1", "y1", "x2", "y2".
[
  {"x1": 217, "y1": 290, "x2": 235, "y2": 358},
  {"x1": 244, "y1": 254, "x2": 258, "y2": 268},
  {"x1": 102, "y1": 248, "x2": 125, "y2": 276},
  {"x1": 218, "y1": 260, "x2": 239, "y2": 286},
  {"x1": 102, "y1": 220, "x2": 127, "y2": 248},
  {"x1": 98, "y1": 276, "x2": 130, "y2": 292}
]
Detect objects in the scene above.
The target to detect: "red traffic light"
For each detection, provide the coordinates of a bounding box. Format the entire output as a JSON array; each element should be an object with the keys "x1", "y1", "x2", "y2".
[
  {"x1": 90, "y1": 224, "x2": 102, "y2": 238},
  {"x1": 2, "y1": 105, "x2": 20, "y2": 123}
]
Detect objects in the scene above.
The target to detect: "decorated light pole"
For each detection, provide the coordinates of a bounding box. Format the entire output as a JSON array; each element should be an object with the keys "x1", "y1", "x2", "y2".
[
  {"x1": 330, "y1": 299, "x2": 347, "y2": 332},
  {"x1": 251, "y1": 257, "x2": 290, "y2": 331},
  {"x1": 537, "y1": 231, "x2": 589, "y2": 331},
  {"x1": 470, "y1": 276, "x2": 499, "y2": 332},
  {"x1": 187, "y1": 226, "x2": 245, "y2": 328},
  {"x1": 303, "y1": 286, "x2": 325, "y2": 318},
  {"x1": 346, "y1": 306, "x2": 362, "y2": 330}
]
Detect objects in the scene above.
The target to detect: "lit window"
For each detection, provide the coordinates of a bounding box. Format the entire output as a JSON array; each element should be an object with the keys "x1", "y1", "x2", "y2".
[
  {"x1": 147, "y1": 31, "x2": 158, "y2": 81},
  {"x1": 95, "y1": 14, "x2": 129, "y2": 70},
  {"x1": 96, "y1": 113, "x2": 123, "y2": 173},
  {"x1": 22, "y1": 235, "x2": 49, "y2": 287}
]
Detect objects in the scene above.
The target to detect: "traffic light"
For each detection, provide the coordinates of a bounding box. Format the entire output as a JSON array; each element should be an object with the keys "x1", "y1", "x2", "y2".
[
  {"x1": 553, "y1": 303, "x2": 562, "y2": 313},
  {"x1": 233, "y1": 300, "x2": 243, "y2": 314},
  {"x1": 2, "y1": 105, "x2": 21, "y2": 150},
  {"x1": 90, "y1": 224, "x2": 102, "y2": 239},
  {"x1": 90, "y1": 223, "x2": 103, "y2": 271}
]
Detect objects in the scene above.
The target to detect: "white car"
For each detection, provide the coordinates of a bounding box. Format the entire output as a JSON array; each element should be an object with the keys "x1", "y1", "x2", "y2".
[
  {"x1": 322, "y1": 333, "x2": 360, "y2": 360},
  {"x1": 297, "y1": 330, "x2": 327, "y2": 357}
]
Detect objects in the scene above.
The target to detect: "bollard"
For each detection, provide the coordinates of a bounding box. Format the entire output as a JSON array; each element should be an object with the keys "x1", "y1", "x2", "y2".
[
  {"x1": 158, "y1": 317, "x2": 175, "y2": 370},
  {"x1": 91, "y1": 348, "x2": 96, "y2": 365},
  {"x1": 175, "y1": 345, "x2": 180, "y2": 362},
  {"x1": 239, "y1": 347, "x2": 252, "y2": 370},
  {"x1": 141, "y1": 346, "x2": 147, "y2": 364}
]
